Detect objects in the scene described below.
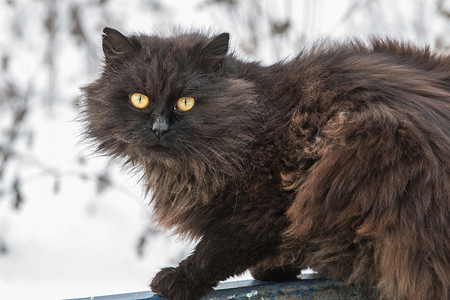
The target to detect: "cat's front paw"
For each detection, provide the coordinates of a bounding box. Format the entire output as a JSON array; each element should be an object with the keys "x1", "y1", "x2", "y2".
[{"x1": 150, "y1": 267, "x2": 212, "y2": 300}]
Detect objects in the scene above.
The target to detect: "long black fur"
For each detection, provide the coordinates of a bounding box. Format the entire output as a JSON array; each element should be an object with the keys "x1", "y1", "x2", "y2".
[{"x1": 82, "y1": 28, "x2": 450, "y2": 300}]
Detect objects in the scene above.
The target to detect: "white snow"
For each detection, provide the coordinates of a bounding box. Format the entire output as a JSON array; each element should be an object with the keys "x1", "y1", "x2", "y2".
[{"x1": 0, "y1": 0, "x2": 447, "y2": 299}]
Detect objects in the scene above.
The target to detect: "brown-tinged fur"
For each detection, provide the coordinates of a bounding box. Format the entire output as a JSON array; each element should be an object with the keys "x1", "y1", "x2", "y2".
[{"x1": 82, "y1": 28, "x2": 450, "y2": 300}]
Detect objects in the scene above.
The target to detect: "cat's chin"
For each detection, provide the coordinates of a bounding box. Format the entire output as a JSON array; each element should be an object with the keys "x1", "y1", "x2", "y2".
[{"x1": 137, "y1": 144, "x2": 180, "y2": 163}]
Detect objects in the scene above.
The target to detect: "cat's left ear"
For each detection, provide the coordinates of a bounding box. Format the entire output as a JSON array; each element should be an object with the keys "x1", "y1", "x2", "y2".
[
  {"x1": 198, "y1": 33, "x2": 230, "y2": 71},
  {"x1": 102, "y1": 27, "x2": 138, "y2": 66}
]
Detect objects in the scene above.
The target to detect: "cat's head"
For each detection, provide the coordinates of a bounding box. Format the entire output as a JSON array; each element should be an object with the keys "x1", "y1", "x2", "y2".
[{"x1": 82, "y1": 28, "x2": 260, "y2": 176}]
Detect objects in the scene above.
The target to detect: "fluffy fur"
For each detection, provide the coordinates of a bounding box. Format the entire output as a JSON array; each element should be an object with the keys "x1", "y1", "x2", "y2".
[{"x1": 82, "y1": 28, "x2": 450, "y2": 300}]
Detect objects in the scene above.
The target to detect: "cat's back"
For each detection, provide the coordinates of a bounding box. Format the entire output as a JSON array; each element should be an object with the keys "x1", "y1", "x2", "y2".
[
  {"x1": 294, "y1": 38, "x2": 450, "y2": 76},
  {"x1": 282, "y1": 39, "x2": 450, "y2": 143},
  {"x1": 279, "y1": 38, "x2": 450, "y2": 194}
]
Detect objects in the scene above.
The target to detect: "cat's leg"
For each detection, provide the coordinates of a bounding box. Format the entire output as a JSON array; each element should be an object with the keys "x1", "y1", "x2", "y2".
[
  {"x1": 249, "y1": 263, "x2": 300, "y2": 281},
  {"x1": 150, "y1": 230, "x2": 280, "y2": 300}
]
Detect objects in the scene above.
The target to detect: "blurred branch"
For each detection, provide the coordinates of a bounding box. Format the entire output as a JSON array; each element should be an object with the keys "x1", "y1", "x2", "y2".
[
  {"x1": 0, "y1": 103, "x2": 29, "y2": 180},
  {"x1": 199, "y1": 0, "x2": 296, "y2": 59},
  {"x1": 0, "y1": 235, "x2": 7, "y2": 255},
  {"x1": 44, "y1": 0, "x2": 57, "y2": 109},
  {"x1": 270, "y1": 20, "x2": 291, "y2": 35},
  {"x1": 201, "y1": 0, "x2": 237, "y2": 6},
  {"x1": 437, "y1": 0, "x2": 450, "y2": 18},
  {"x1": 0, "y1": 148, "x2": 138, "y2": 210},
  {"x1": 137, "y1": 225, "x2": 162, "y2": 257},
  {"x1": 70, "y1": 5, "x2": 88, "y2": 45},
  {"x1": 340, "y1": 0, "x2": 378, "y2": 24},
  {"x1": 12, "y1": 177, "x2": 23, "y2": 209}
]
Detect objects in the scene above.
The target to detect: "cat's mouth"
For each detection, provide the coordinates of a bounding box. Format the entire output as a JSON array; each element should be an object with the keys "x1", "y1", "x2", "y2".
[
  {"x1": 137, "y1": 142, "x2": 178, "y2": 160},
  {"x1": 117, "y1": 134, "x2": 168, "y2": 149}
]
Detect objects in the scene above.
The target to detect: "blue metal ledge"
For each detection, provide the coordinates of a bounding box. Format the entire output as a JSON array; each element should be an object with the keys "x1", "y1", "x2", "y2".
[{"x1": 68, "y1": 276, "x2": 378, "y2": 300}]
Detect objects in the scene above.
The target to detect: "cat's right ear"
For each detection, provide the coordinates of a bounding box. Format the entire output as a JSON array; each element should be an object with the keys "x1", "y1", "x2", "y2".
[
  {"x1": 198, "y1": 33, "x2": 230, "y2": 72},
  {"x1": 102, "y1": 27, "x2": 137, "y2": 66}
]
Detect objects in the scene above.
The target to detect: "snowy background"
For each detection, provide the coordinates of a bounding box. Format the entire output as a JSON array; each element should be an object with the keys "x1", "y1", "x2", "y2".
[{"x1": 0, "y1": 0, "x2": 449, "y2": 299}]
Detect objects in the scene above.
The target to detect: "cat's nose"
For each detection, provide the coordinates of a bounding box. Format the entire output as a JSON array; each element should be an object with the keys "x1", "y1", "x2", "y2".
[{"x1": 152, "y1": 116, "x2": 169, "y2": 138}]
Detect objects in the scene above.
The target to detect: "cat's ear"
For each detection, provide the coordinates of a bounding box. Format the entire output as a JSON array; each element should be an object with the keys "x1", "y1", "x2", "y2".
[
  {"x1": 102, "y1": 27, "x2": 137, "y2": 66},
  {"x1": 198, "y1": 33, "x2": 230, "y2": 71}
]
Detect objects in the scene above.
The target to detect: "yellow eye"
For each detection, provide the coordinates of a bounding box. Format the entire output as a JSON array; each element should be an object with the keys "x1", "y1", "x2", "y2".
[
  {"x1": 176, "y1": 97, "x2": 195, "y2": 112},
  {"x1": 130, "y1": 93, "x2": 150, "y2": 109}
]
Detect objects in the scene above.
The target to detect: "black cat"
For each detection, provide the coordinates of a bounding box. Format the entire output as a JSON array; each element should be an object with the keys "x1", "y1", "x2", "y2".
[{"x1": 82, "y1": 27, "x2": 450, "y2": 300}]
